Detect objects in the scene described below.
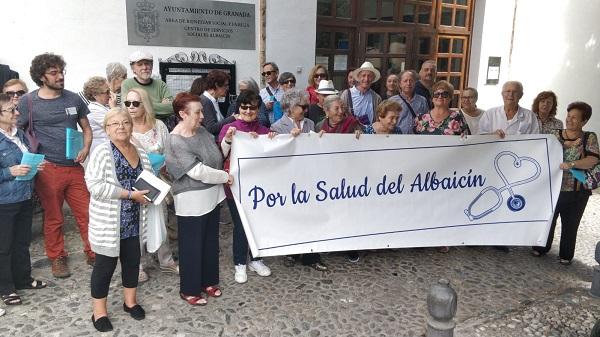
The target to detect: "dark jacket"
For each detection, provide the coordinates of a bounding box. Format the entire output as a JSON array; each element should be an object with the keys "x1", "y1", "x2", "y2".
[
  {"x1": 200, "y1": 94, "x2": 236, "y2": 138},
  {"x1": 0, "y1": 129, "x2": 33, "y2": 204}
]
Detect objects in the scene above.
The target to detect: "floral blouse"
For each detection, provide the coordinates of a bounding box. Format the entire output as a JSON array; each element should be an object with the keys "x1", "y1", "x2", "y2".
[
  {"x1": 363, "y1": 124, "x2": 403, "y2": 134},
  {"x1": 414, "y1": 110, "x2": 470, "y2": 135},
  {"x1": 539, "y1": 117, "x2": 563, "y2": 134},
  {"x1": 553, "y1": 130, "x2": 599, "y2": 192},
  {"x1": 112, "y1": 142, "x2": 143, "y2": 239}
]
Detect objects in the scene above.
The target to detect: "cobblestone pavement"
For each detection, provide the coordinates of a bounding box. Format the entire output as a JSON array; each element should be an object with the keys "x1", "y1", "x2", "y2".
[{"x1": 2, "y1": 194, "x2": 599, "y2": 337}]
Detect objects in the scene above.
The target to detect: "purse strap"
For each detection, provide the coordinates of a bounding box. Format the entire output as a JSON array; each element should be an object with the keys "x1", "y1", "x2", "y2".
[{"x1": 27, "y1": 93, "x2": 34, "y2": 131}]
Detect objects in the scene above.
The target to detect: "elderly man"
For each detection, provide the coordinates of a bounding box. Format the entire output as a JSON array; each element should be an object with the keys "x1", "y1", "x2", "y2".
[
  {"x1": 459, "y1": 87, "x2": 485, "y2": 135},
  {"x1": 388, "y1": 70, "x2": 429, "y2": 134},
  {"x1": 17, "y1": 53, "x2": 94, "y2": 278},
  {"x1": 415, "y1": 60, "x2": 436, "y2": 108},
  {"x1": 339, "y1": 61, "x2": 382, "y2": 126},
  {"x1": 479, "y1": 81, "x2": 540, "y2": 136},
  {"x1": 259, "y1": 61, "x2": 283, "y2": 126},
  {"x1": 120, "y1": 51, "x2": 173, "y2": 125}
]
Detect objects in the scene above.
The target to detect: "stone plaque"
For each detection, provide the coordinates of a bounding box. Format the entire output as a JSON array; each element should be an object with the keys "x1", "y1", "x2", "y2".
[{"x1": 126, "y1": 0, "x2": 255, "y2": 50}]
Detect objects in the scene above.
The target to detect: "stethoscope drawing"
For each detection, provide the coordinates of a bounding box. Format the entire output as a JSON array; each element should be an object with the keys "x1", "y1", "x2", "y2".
[{"x1": 464, "y1": 151, "x2": 541, "y2": 221}]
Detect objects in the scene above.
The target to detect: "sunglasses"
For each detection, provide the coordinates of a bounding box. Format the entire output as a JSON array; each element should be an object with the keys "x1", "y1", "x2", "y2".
[
  {"x1": 433, "y1": 91, "x2": 451, "y2": 99},
  {"x1": 240, "y1": 104, "x2": 258, "y2": 111},
  {"x1": 124, "y1": 100, "x2": 141, "y2": 108},
  {"x1": 5, "y1": 90, "x2": 26, "y2": 97},
  {"x1": 283, "y1": 79, "x2": 296, "y2": 85},
  {"x1": 314, "y1": 73, "x2": 327, "y2": 79},
  {"x1": 261, "y1": 70, "x2": 276, "y2": 77}
]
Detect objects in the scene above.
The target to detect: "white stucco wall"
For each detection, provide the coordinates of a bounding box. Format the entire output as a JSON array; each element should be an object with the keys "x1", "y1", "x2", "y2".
[
  {"x1": 1, "y1": 0, "x2": 315, "y2": 94},
  {"x1": 470, "y1": 0, "x2": 600, "y2": 132},
  {"x1": 264, "y1": 0, "x2": 317, "y2": 88}
]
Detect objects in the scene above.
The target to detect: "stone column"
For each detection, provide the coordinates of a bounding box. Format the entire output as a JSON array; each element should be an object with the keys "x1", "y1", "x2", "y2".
[{"x1": 426, "y1": 278, "x2": 457, "y2": 337}]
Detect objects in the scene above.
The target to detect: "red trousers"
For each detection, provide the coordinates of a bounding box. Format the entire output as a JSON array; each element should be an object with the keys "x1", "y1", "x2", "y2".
[{"x1": 35, "y1": 163, "x2": 93, "y2": 260}]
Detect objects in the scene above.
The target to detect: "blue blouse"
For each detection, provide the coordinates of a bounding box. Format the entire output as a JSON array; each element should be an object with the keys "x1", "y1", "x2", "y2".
[{"x1": 111, "y1": 142, "x2": 142, "y2": 239}]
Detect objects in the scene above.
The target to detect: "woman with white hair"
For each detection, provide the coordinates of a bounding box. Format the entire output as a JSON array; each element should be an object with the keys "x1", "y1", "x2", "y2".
[
  {"x1": 106, "y1": 62, "x2": 128, "y2": 106},
  {"x1": 270, "y1": 88, "x2": 314, "y2": 134}
]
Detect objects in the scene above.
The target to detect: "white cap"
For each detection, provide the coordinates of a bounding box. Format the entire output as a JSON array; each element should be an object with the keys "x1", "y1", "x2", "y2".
[{"x1": 129, "y1": 51, "x2": 153, "y2": 64}]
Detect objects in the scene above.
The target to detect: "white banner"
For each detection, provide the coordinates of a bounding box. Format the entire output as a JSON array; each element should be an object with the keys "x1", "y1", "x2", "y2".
[{"x1": 229, "y1": 133, "x2": 563, "y2": 257}]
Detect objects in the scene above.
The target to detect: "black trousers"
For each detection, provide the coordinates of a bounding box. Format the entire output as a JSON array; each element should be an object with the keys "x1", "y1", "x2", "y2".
[
  {"x1": 0, "y1": 199, "x2": 34, "y2": 295},
  {"x1": 90, "y1": 236, "x2": 140, "y2": 299},
  {"x1": 534, "y1": 190, "x2": 590, "y2": 261},
  {"x1": 178, "y1": 207, "x2": 220, "y2": 296},
  {"x1": 228, "y1": 198, "x2": 260, "y2": 265}
]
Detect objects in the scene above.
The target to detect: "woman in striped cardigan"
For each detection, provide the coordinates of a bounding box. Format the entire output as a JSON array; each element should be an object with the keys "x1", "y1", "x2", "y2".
[{"x1": 85, "y1": 108, "x2": 152, "y2": 332}]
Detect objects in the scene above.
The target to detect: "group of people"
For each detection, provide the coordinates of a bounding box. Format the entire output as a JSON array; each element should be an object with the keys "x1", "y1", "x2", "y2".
[{"x1": 0, "y1": 51, "x2": 597, "y2": 331}]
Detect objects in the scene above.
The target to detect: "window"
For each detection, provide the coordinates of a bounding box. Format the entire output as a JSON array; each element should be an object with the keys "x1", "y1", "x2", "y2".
[
  {"x1": 438, "y1": 0, "x2": 471, "y2": 29},
  {"x1": 436, "y1": 35, "x2": 469, "y2": 107},
  {"x1": 402, "y1": 0, "x2": 434, "y2": 25}
]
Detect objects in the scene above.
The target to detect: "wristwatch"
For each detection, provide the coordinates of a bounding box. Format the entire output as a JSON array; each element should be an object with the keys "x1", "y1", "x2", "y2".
[{"x1": 569, "y1": 162, "x2": 575, "y2": 168}]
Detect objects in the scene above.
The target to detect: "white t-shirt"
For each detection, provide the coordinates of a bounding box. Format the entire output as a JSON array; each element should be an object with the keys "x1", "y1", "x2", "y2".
[{"x1": 459, "y1": 108, "x2": 484, "y2": 135}]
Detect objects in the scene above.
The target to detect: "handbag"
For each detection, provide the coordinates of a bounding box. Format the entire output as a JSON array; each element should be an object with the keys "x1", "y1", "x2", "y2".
[
  {"x1": 581, "y1": 131, "x2": 600, "y2": 190},
  {"x1": 145, "y1": 203, "x2": 167, "y2": 253},
  {"x1": 24, "y1": 94, "x2": 40, "y2": 153}
]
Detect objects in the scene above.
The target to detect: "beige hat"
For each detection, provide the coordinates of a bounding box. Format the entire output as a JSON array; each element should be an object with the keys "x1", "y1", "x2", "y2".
[
  {"x1": 352, "y1": 61, "x2": 381, "y2": 82},
  {"x1": 315, "y1": 80, "x2": 339, "y2": 95},
  {"x1": 129, "y1": 51, "x2": 153, "y2": 64}
]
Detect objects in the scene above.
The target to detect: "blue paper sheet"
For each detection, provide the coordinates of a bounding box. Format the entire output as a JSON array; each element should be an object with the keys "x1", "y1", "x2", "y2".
[
  {"x1": 15, "y1": 152, "x2": 45, "y2": 181},
  {"x1": 570, "y1": 168, "x2": 587, "y2": 184},
  {"x1": 147, "y1": 153, "x2": 165, "y2": 176},
  {"x1": 66, "y1": 128, "x2": 83, "y2": 159}
]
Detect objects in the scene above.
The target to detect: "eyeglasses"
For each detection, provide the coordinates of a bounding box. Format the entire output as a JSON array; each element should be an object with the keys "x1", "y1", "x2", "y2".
[
  {"x1": 261, "y1": 70, "x2": 276, "y2": 77},
  {"x1": 314, "y1": 73, "x2": 327, "y2": 79},
  {"x1": 283, "y1": 79, "x2": 296, "y2": 85},
  {"x1": 239, "y1": 104, "x2": 258, "y2": 111},
  {"x1": 461, "y1": 95, "x2": 475, "y2": 100},
  {"x1": 98, "y1": 90, "x2": 110, "y2": 95},
  {"x1": 45, "y1": 69, "x2": 66, "y2": 76},
  {"x1": 124, "y1": 100, "x2": 141, "y2": 108},
  {"x1": 106, "y1": 120, "x2": 131, "y2": 128},
  {"x1": 0, "y1": 107, "x2": 16, "y2": 113},
  {"x1": 4, "y1": 90, "x2": 26, "y2": 97},
  {"x1": 433, "y1": 91, "x2": 451, "y2": 99},
  {"x1": 296, "y1": 104, "x2": 309, "y2": 110}
]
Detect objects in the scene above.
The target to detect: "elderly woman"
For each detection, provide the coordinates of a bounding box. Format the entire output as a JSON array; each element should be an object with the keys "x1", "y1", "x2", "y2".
[
  {"x1": 308, "y1": 80, "x2": 339, "y2": 125},
  {"x1": 125, "y1": 88, "x2": 179, "y2": 282},
  {"x1": 306, "y1": 65, "x2": 328, "y2": 104},
  {"x1": 2, "y1": 79, "x2": 28, "y2": 106},
  {"x1": 165, "y1": 92, "x2": 232, "y2": 305},
  {"x1": 0, "y1": 93, "x2": 47, "y2": 309},
  {"x1": 85, "y1": 108, "x2": 152, "y2": 332},
  {"x1": 227, "y1": 78, "x2": 270, "y2": 127},
  {"x1": 415, "y1": 80, "x2": 470, "y2": 136},
  {"x1": 201, "y1": 70, "x2": 237, "y2": 137},
  {"x1": 532, "y1": 102, "x2": 598, "y2": 264},
  {"x1": 218, "y1": 91, "x2": 273, "y2": 284},
  {"x1": 279, "y1": 72, "x2": 296, "y2": 92},
  {"x1": 270, "y1": 88, "x2": 314, "y2": 134},
  {"x1": 459, "y1": 87, "x2": 484, "y2": 135},
  {"x1": 532, "y1": 91, "x2": 563, "y2": 134},
  {"x1": 106, "y1": 63, "x2": 128, "y2": 106},
  {"x1": 364, "y1": 100, "x2": 403, "y2": 134},
  {"x1": 317, "y1": 95, "x2": 361, "y2": 136},
  {"x1": 381, "y1": 73, "x2": 399, "y2": 100},
  {"x1": 83, "y1": 76, "x2": 116, "y2": 154}
]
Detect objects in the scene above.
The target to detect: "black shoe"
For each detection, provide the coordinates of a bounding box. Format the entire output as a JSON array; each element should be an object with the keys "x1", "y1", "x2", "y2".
[
  {"x1": 493, "y1": 246, "x2": 510, "y2": 253},
  {"x1": 310, "y1": 262, "x2": 329, "y2": 271},
  {"x1": 123, "y1": 303, "x2": 146, "y2": 320},
  {"x1": 92, "y1": 315, "x2": 113, "y2": 332},
  {"x1": 283, "y1": 255, "x2": 296, "y2": 267},
  {"x1": 347, "y1": 251, "x2": 360, "y2": 263}
]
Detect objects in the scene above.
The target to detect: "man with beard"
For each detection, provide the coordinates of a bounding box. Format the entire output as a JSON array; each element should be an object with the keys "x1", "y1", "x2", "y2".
[
  {"x1": 17, "y1": 53, "x2": 94, "y2": 278},
  {"x1": 415, "y1": 60, "x2": 437, "y2": 109}
]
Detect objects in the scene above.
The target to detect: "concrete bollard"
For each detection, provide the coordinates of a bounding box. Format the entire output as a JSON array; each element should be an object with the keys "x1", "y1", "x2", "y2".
[
  {"x1": 590, "y1": 242, "x2": 600, "y2": 297},
  {"x1": 426, "y1": 278, "x2": 457, "y2": 337}
]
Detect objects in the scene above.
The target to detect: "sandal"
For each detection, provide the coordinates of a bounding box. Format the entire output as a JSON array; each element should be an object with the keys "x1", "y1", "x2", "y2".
[
  {"x1": 2, "y1": 293, "x2": 22, "y2": 305},
  {"x1": 180, "y1": 293, "x2": 207, "y2": 306},
  {"x1": 203, "y1": 286, "x2": 222, "y2": 298},
  {"x1": 18, "y1": 280, "x2": 47, "y2": 290}
]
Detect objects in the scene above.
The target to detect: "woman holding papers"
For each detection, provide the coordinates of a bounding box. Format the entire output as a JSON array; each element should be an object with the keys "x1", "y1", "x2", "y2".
[
  {"x1": 165, "y1": 92, "x2": 233, "y2": 306},
  {"x1": 218, "y1": 90, "x2": 274, "y2": 284},
  {"x1": 126, "y1": 88, "x2": 179, "y2": 282},
  {"x1": 0, "y1": 93, "x2": 47, "y2": 309},
  {"x1": 532, "y1": 102, "x2": 599, "y2": 264},
  {"x1": 85, "y1": 108, "x2": 152, "y2": 332}
]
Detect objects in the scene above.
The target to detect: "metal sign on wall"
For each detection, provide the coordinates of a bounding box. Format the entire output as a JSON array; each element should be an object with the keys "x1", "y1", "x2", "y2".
[{"x1": 126, "y1": 0, "x2": 255, "y2": 50}]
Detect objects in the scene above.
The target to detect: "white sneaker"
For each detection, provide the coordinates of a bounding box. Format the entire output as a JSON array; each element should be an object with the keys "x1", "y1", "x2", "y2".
[
  {"x1": 0, "y1": 307, "x2": 5, "y2": 317},
  {"x1": 248, "y1": 260, "x2": 271, "y2": 277},
  {"x1": 234, "y1": 264, "x2": 247, "y2": 284}
]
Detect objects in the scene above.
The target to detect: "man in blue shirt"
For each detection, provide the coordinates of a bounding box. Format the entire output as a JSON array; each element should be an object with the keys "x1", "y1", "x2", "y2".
[{"x1": 339, "y1": 61, "x2": 382, "y2": 126}]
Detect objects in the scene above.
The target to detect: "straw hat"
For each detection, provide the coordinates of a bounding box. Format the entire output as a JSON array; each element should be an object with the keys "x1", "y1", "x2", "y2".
[
  {"x1": 352, "y1": 61, "x2": 381, "y2": 82},
  {"x1": 315, "y1": 80, "x2": 339, "y2": 95}
]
